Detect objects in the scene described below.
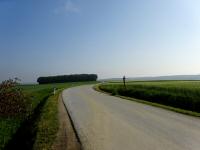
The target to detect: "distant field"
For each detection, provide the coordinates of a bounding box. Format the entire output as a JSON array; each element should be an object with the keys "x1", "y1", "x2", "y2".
[
  {"x1": 99, "y1": 81, "x2": 200, "y2": 114},
  {"x1": 0, "y1": 81, "x2": 97, "y2": 150}
]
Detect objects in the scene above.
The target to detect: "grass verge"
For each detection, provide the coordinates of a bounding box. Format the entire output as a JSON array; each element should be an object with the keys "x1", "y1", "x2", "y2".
[
  {"x1": 28, "y1": 82, "x2": 97, "y2": 150},
  {"x1": 33, "y1": 82, "x2": 97, "y2": 149},
  {"x1": 1, "y1": 82, "x2": 97, "y2": 150},
  {"x1": 94, "y1": 82, "x2": 200, "y2": 117},
  {"x1": 0, "y1": 88, "x2": 52, "y2": 150},
  {"x1": 33, "y1": 91, "x2": 60, "y2": 150}
]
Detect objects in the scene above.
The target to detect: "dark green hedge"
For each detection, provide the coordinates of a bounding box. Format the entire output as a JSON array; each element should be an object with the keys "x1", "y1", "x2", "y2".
[{"x1": 37, "y1": 74, "x2": 98, "y2": 84}]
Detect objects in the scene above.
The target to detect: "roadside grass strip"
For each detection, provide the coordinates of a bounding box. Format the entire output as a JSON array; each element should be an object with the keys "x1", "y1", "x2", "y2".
[
  {"x1": 95, "y1": 81, "x2": 200, "y2": 117},
  {"x1": 33, "y1": 92, "x2": 60, "y2": 150}
]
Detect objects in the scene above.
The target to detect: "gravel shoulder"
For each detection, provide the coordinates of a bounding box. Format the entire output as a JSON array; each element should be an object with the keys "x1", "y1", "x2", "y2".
[{"x1": 52, "y1": 94, "x2": 81, "y2": 150}]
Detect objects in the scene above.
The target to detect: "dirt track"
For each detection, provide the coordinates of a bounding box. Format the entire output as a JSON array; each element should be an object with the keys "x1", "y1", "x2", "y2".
[{"x1": 63, "y1": 85, "x2": 200, "y2": 150}]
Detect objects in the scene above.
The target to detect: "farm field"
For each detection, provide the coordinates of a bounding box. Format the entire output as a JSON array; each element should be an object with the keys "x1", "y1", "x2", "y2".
[
  {"x1": 99, "y1": 81, "x2": 200, "y2": 116},
  {"x1": 0, "y1": 81, "x2": 96, "y2": 150}
]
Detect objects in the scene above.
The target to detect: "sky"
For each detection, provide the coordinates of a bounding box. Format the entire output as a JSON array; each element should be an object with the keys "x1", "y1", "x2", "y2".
[{"x1": 0, "y1": 0, "x2": 200, "y2": 83}]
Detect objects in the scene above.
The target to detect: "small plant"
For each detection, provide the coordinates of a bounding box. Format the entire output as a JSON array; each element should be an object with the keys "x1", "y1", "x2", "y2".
[{"x1": 0, "y1": 78, "x2": 26, "y2": 117}]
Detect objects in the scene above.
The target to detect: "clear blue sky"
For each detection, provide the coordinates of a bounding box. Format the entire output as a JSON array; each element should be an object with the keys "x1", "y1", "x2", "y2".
[{"x1": 1, "y1": 0, "x2": 200, "y2": 82}]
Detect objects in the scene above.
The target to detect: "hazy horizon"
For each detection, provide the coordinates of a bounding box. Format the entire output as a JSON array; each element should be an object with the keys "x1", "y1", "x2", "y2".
[{"x1": 1, "y1": 0, "x2": 200, "y2": 83}]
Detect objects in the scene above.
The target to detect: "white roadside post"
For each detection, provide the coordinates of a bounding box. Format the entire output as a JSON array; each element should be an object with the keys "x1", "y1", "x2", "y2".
[{"x1": 53, "y1": 87, "x2": 56, "y2": 95}]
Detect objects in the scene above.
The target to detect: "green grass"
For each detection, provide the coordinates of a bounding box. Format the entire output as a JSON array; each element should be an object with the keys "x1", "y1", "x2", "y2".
[
  {"x1": 33, "y1": 91, "x2": 60, "y2": 150},
  {"x1": 0, "y1": 81, "x2": 97, "y2": 150},
  {"x1": 32, "y1": 82, "x2": 97, "y2": 150},
  {"x1": 98, "y1": 81, "x2": 200, "y2": 116},
  {"x1": 0, "y1": 118, "x2": 21, "y2": 150},
  {"x1": 0, "y1": 86, "x2": 51, "y2": 150}
]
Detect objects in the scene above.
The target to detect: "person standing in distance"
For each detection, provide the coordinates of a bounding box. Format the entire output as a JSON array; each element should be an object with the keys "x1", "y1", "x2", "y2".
[{"x1": 123, "y1": 75, "x2": 126, "y2": 88}]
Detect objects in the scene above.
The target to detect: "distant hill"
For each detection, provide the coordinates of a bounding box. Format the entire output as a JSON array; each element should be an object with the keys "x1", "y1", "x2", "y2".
[{"x1": 102, "y1": 75, "x2": 200, "y2": 81}]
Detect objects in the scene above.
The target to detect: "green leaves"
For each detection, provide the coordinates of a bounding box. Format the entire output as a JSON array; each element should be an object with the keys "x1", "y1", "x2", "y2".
[{"x1": 0, "y1": 79, "x2": 26, "y2": 117}]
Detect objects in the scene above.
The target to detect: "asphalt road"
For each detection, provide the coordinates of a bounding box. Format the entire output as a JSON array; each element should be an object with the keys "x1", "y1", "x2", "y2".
[{"x1": 62, "y1": 85, "x2": 200, "y2": 150}]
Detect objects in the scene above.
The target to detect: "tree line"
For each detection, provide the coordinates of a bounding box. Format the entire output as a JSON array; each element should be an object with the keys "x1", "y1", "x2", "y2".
[{"x1": 37, "y1": 74, "x2": 98, "y2": 84}]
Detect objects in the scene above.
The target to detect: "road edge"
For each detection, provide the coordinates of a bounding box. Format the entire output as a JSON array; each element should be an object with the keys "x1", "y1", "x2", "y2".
[
  {"x1": 62, "y1": 90, "x2": 83, "y2": 149},
  {"x1": 52, "y1": 91, "x2": 82, "y2": 150}
]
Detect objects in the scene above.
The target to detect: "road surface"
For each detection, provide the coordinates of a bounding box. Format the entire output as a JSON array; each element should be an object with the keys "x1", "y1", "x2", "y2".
[{"x1": 62, "y1": 85, "x2": 200, "y2": 150}]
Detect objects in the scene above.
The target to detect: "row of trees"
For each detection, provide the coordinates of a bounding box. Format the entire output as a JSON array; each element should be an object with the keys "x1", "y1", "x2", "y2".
[{"x1": 37, "y1": 74, "x2": 98, "y2": 84}]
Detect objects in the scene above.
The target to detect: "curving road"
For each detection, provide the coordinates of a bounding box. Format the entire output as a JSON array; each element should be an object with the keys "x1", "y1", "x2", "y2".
[{"x1": 62, "y1": 85, "x2": 200, "y2": 150}]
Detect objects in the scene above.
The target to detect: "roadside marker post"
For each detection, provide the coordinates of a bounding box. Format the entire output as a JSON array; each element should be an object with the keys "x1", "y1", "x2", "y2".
[{"x1": 53, "y1": 87, "x2": 56, "y2": 95}]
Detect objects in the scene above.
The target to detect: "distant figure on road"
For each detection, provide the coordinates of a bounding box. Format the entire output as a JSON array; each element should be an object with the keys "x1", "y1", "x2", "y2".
[{"x1": 123, "y1": 76, "x2": 126, "y2": 88}]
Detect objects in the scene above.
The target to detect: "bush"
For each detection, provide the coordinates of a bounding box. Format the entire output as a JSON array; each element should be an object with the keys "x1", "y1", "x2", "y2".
[{"x1": 0, "y1": 79, "x2": 26, "y2": 117}]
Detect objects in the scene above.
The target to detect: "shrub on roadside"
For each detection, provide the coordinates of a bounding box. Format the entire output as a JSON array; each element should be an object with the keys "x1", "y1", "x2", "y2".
[{"x1": 0, "y1": 79, "x2": 27, "y2": 117}]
